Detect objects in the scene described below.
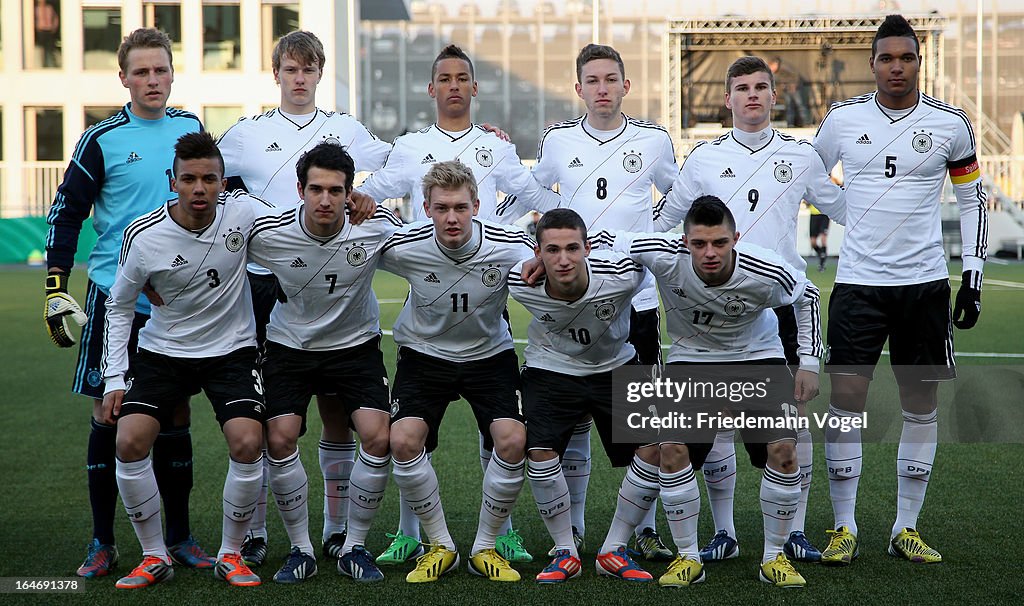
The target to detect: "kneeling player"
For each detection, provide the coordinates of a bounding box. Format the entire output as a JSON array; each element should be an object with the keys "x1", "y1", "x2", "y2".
[
  {"x1": 599, "y1": 196, "x2": 822, "y2": 588},
  {"x1": 247, "y1": 143, "x2": 402, "y2": 583},
  {"x1": 101, "y1": 133, "x2": 269, "y2": 588},
  {"x1": 509, "y1": 209, "x2": 664, "y2": 584}
]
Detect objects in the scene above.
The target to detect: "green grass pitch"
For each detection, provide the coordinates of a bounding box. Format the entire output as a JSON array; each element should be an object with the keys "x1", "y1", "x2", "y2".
[{"x1": 1, "y1": 261, "x2": 1022, "y2": 604}]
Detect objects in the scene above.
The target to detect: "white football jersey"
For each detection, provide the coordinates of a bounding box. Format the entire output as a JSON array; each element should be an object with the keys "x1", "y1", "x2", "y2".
[
  {"x1": 103, "y1": 191, "x2": 270, "y2": 389},
  {"x1": 379, "y1": 218, "x2": 535, "y2": 362},
  {"x1": 606, "y1": 232, "x2": 822, "y2": 367},
  {"x1": 218, "y1": 107, "x2": 392, "y2": 276},
  {"x1": 520, "y1": 114, "x2": 679, "y2": 311},
  {"x1": 218, "y1": 108, "x2": 391, "y2": 205},
  {"x1": 357, "y1": 123, "x2": 557, "y2": 223},
  {"x1": 247, "y1": 206, "x2": 403, "y2": 351},
  {"x1": 814, "y1": 92, "x2": 987, "y2": 285},
  {"x1": 508, "y1": 251, "x2": 644, "y2": 375},
  {"x1": 653, "y1": 128, "x2": 846, "y2": 272}
]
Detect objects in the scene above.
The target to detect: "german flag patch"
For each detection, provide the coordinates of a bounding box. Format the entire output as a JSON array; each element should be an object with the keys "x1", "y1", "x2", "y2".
[{"x1": 948, "y1": 155, "x2": 981, "y2": 185}]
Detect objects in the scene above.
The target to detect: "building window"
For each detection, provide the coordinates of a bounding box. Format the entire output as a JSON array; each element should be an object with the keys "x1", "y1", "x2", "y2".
[
  {"x1": 203, "y1": 3, "x2": 241, "y2": 70},
  {"x1": 143, "y1": 2, "x2": 184, "y2": 70},
  {"x1": 84, "y1": 106, "x2": 121, "y2": 129},
  {"x1": 26, "y1": 0, "x2": 62, "y2": 69},
  {"x1": 83, "y1": 7, "x2": 122, "y2": 70},
  {"x1": 25, "y1": 107, "x2": 63, "y2": 161},
  {"x1": 262, "y1": 2, "x2": 299, "y2": 71},
  {"x1": 203, "y1": 106, "x2": 242, "y2": 136}
]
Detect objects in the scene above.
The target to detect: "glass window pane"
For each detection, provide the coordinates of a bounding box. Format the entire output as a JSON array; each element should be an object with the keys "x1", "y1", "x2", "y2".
[
  {"x1": 27, "y1": 0, "x2": 62, "y2": 69},
  {"x1": 203, "y1": 106, "x2": 242, "y2": 136},
  {"x1": 203, "y1": 4, "x2": 241, "y2": 70},
  {"x1": 144, "y1": 3, "x2": 184, "y2": 70},
  {"x1": 83, "y1": 8, "x2": 122, "y2": 71},
  {"x1": 84, "y1": 106, "x2": 121, "y2": 129},
  {"x1": 262, "y1": 3, "x2": 299, "y2": 71},
  {"x1": 25, "y1": 107, "x2": 63, "y2": 161}
]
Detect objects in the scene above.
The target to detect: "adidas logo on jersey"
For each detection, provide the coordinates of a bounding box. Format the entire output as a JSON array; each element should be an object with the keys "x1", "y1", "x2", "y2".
[
  {"x1": 265, "y1": 142, "x2": 283, "y2": 152},
  {"x1": 171, "y1": 254, "x2": 188, "y2": 268},
  {"x1": 567, "y1": 157, "x2": 584, "y2": 168},
  {"x1": 421, "y1": 154, "x2": 436, "y2": 164},
  {"x1": 290, "y1": 257, "x2": 307, "y2": 268},
  {"x1": 424, "y1": 272, "x2": 441, "y2": 283},
  {"x1": 539, "y1": 313, "x2": 556, "y2": 322},
  {"x1": 856, "y1": 133, "x2": 872, "y2": 144},
  {"x1": 720, "y1": 168, "x2": 736, "y2": 178},
  {"x1": 126, "y1": 152, "x2": 142, "y2": 165},
  {"x1": 671, "y1": 287, "x2": 687, "y2": 298}
]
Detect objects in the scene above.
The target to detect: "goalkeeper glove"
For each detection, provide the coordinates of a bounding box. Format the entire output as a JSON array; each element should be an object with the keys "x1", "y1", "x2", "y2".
[
  {"x1": 44, "y1": 273, "x2": 87, "y2": 347},
  {"x1": 952, "y1": 270, "x2": 982, "y2": 330}
]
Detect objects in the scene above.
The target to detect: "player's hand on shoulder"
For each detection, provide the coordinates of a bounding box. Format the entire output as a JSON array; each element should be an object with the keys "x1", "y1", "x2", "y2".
[
  {"x1": 952, "y1": 270, "x2": 982, "y2": 330},
  {"x1": 481, "y1": 122, "x2": 511, "y2": 142},
  {"x1": 44, "y1": 273, "x2": 87, "y2": 348},
  {"x1": 347, "y1": 190, "x2": 376, "y2": 225},
  {"x1": 521, "y1": 256, "x2": 546, "y2": 286}
]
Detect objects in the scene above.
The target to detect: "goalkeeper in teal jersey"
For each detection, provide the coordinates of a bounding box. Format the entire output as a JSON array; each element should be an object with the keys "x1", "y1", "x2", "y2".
[{"x1": 43, "y1": 28, "x2": 213, "y2": 579}]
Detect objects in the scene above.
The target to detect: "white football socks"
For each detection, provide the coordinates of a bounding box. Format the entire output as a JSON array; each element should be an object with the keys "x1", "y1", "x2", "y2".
[
  {"x1": 319, "y1": 439, "x2": 356, "y2": 541},
  {"x1": 472, "y1": 453, "x2": 525, "y2": 554},
  {"x1": 116, "y1": 456, "x2": 169, "y2": 563},
  {"x1": 600, "y1": 456, "x2": 659, "y2": 554},
  {"x1": 892, "y1": 409, "x2": 937, "y2": 537},
  {"x1": 825, "y1": 405, "x2": 863, "y2": 536},
  {"x1": 563, "y1": 420, "x2": 592, "y2": 538},
  {"x1": 392, "y1": 449, "x2": 454, "y2": 550},
  {"x1": 528, "y1": 456, "x2": 576, "y2": 557},
  {"x1": 269, "y1": 450, "x2": 313, "y2": 556},
  {"x1": 220, "y1": 456, "x2": 263, "y2": 557},
  {"x1": 703, "y1": 429, "x2": 738, "y2": 539},
  {"x1": 343, "y1": 447, "x2": 391, "y2": 552},
  {"x1": 660, "y1": 464, "x2": 701, "y2": 559},
  {"x1": 760, "y1": 465, "x2": 801, "y2": 563}
]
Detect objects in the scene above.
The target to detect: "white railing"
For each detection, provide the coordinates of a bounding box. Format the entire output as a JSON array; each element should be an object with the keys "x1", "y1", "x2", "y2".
[{"x1": 0, "y1": 161, "x2": 66, "y2": 218}]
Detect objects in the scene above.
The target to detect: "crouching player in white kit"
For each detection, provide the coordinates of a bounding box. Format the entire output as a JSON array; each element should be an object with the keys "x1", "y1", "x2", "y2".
[
  {"x1": 246, "y1": 142, "x2": 403, "y2": 583},
  {"x1": 507, "y1": 209, "x2": 663, "y2": 584},
  {"x1": 378, "y1": 160, "x2": 534, "y2": 582},
  {"x1": 101, "y1": 132, "x2": 270, "y2": 588},
  {"x1": 598, "y1": 196, "x2": 823, "y2": 588}
]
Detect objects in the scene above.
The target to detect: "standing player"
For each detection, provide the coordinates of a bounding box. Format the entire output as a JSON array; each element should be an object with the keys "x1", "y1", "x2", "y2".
[
  {"x1": 357, "y1": 44, "x2": 556, "y2": 223},
  {"x1": 247, "y1": 143, "x2": 402, "y2": 583},
  {"x1": 813, "y1": 14, "x2": 987, "y2": 565},
  {"x1": 43, "y1": 28, "x2": 212, "y2": 578},
  {"x1": 378, "y1": 161, "x2": 534, "y2": 583},
  {"x1": 601, "y1": 196, "x2": 823, "y2": 587},
  {"x1": 651, "y1": 55, "x2": 845, "y2": 564},
  {"x1": 508, "y1": 43, "x2": 678, "y2": 560},
  {"x1": 100, "y1": 132, "x2": 268, "y2": 588},
  {"x1": 217, "y1": 30, "x2": 390, "y2": 567},
  {"x1": 507, "y1": 209, "x2": 661, "y2": 585},
  {"x1": 357, "y1": 44, "x2": 555, "y2": 566},
  {"x1": 808, "y1": 204, "x2": 830, "y2": 272}
]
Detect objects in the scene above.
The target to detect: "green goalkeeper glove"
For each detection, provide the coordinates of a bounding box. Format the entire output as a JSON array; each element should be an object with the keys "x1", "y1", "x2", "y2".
[{"x1": 44, "y1": 273, "x2": 87, "y2": 347}]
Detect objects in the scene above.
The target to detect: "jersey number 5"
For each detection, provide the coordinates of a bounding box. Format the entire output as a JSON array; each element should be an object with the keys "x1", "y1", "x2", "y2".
[{"x1": 885, "y1": 155, "x2": 897, "y2": 178}]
